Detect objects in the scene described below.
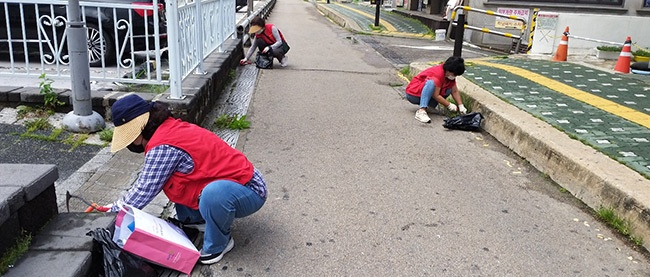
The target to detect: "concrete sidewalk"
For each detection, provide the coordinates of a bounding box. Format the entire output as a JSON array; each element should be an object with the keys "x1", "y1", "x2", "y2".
[
  {"x1": 321, "y1": 0, "x2": 650, "y2": 252},
  {"x1": 5, "y1": 0, "x2": 650, "y2": 275}
]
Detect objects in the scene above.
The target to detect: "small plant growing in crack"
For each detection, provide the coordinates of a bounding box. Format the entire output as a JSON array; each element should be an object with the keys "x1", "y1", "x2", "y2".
[{"x1": 213, "y1": 114, "x2": 250, "y2": 130}]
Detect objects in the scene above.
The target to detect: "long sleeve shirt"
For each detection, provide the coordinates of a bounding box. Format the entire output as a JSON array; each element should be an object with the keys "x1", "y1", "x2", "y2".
[{"x1": 110, "y1": 145, "x2": 267, "y2": 212}]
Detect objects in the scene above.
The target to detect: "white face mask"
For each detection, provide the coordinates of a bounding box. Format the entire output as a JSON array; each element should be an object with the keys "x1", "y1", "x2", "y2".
[{"x1": 447, "y1": 76, "x2": 456, "y2": 80}]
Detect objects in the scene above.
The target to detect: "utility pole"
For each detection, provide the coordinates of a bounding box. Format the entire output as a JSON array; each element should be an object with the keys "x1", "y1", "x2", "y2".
[
  {"x1": 374, "y1": 0, "x2": 381, "y2": 27},
  {"x1": 62, "y1": 0, "x2": 105, "y2": 133}
]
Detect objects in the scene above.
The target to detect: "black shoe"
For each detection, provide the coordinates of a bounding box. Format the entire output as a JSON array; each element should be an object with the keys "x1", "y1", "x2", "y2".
[{"x1": 199, "y1": 238, "x2": 234, "y2": 265}]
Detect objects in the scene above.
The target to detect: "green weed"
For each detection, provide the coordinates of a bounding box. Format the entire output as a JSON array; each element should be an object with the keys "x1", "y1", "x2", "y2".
[
  {"x1": 0, "y1": 231, "x2": 32, "y2": 275},
  {"x1": 24, "y1": 118, "x2": 52, "y2": 132},
  {"x1": 63, "y1": 133, "x2": 89, "y2": 151},
  {"x1": 596, "y1": 207, "x2": 644, "y2": 246},
  {"x1": 444, "y1": 92, "x2": 475, "y2": 117},
  {"x1": 399, "y1": 66, "x2": 413, "y2": 80},
  {"x1": 99, "y1": 129, "x2": 113, "y2": 142},
  {"x1": 213, "y1": 114, "x2": 250, "y2": 130},
  {"x1": 39, "y1": 73, "x2": 64, "y2": 109}
]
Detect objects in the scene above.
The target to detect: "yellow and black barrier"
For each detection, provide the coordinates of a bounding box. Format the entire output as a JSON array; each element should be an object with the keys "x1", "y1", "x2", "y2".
[{"x1": 447, "y1": 6, "x2": 528, "y2": 54}]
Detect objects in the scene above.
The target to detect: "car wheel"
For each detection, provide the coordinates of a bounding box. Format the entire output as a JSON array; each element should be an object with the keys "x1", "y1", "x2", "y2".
[{"x1": 86, "y1": 23, "x2": 115, "y2": 67}]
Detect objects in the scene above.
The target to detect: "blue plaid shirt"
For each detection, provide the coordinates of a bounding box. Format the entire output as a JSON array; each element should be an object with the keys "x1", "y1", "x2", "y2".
[{"x1": 110, "y1": 144, "x2": 267, "y2": 212}]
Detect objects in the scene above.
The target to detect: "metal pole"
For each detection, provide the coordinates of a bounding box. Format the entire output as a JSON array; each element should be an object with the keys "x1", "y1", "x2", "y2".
[
  {"x1": 62, "y1": 0, "x2": 105, "y2": 133},
  {"x1": 166, "y1": 0, "x2": 184, "y2": 99},
  {"x1": 375, "y1": 0, "x2": 380, "y2": 27},
  {"x1": 453, "y1": 13, "x2": 465, "y2": 57},
  {"x1": 194, "y1": 0, "x2": 205, "y2": 75}
]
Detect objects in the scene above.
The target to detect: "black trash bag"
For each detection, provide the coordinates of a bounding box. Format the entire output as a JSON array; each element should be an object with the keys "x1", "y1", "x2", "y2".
[
  {"x1": 255, "y1": 51, "x2": 274, "y2": 69},
  {"x1": 443, "y1": 112, "x2": 484, "y2": 131},
  {"x1": 87, "y1": 228, "x2": 158, "y2": 277}
]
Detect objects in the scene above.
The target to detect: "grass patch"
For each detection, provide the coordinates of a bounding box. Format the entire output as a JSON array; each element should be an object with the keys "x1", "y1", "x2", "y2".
[
  {"x1": 596, "y1": 207, "x2": 643, "y2": 246},
  {"x1": 0, "y1": 232, "x2": 32, "y2": 275},
  {"x1": 16, "y1": 105, "x2": 54, "y2": 120},
  {"x1": 443, "y1": 92, "x2": 475, "y2": 117},
  {"x1": 213, "y1": 114, "x2": 250, "y2": 130},
  {"x1": 63, "y1": 133, "x2": 89, "y2": 151},
  {"x1": 98, "y1": 129, "x2": 113, "y2": 142},
  {"x1": 399, "y1": 66, "x2": 413, "y2": 81},
  {"x1": 21, "y1": 128, "x2": 63, "y2": 142},
  {"x1": 24, "y1": 118, "x2": 52, "y2": 132},
  {"x1": 368, "y1": 24, "x2": 383, "y2": 32}
]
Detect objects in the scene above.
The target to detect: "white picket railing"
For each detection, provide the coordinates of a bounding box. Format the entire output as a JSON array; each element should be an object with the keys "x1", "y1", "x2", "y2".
[{"x1": 0, "y1": 0, "x2": 239, "y2": 99}]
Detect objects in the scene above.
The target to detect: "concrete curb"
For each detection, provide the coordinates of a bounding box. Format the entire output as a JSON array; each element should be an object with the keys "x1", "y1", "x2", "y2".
[
  {"x1": 315, "y1": 3, "x2": 361, "y2": 33},
  {"x1": 410, "y1": 62, "x2": 650, "y2": 250}
]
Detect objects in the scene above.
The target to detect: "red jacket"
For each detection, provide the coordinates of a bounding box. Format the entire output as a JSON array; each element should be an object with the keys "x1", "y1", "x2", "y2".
[
  {"x1": 255, "y1": 24, "x2": 286, "y2": 45},
  {"x1": 145, "y1": 118, "x2": 254, "y2": 209},
  {"x1": 405, "y1": 64, "x2": 456, "y2": 97}
]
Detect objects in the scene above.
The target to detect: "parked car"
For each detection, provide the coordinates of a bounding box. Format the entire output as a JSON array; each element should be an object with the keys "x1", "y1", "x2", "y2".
[
  {"x1": 0, "y1": 0, "x2": 167, "y2": 67},
  {"x1": 236, "y1": 0, "x2": 248, "y2": 12}
]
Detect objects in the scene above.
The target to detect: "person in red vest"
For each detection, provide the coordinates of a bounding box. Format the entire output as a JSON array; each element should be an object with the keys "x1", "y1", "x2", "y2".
[
  {"x1": 106, "y1": 94, "x2": 267, "y2": 265},
  {"x1": 405, "y1": 56, "x2": 467, "y2": 123},
  {"x1": 240, "y1": 16, "x2": 290, "y2": 67}
]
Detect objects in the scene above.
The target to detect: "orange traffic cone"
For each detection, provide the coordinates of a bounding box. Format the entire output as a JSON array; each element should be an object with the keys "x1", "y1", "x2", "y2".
[
  {"x1": 552, "y1": 26, "x2": 569, "y2": 62},
  {"x1": 614, "y1": 37, "x2": 632, "y2": 74}
]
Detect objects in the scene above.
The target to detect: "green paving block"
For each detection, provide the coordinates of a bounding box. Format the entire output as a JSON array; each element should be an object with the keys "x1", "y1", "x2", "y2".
[{"x1": 465, "y1": 60, "x2": 650, "y2": 178}]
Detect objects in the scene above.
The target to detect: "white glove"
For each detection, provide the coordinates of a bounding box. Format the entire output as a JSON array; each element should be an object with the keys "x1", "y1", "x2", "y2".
[
  {"x1": 458, "y1": 104, "x2": 467, "y2": 114},
  {"x1": 262, "y1": 46, "x2": 271, "y2": 54},
  {"x1": 447, "y1": 103, "x2": 458, "y2": 112}
]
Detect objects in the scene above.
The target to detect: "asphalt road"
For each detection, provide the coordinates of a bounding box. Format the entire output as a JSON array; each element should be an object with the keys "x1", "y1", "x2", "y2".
[{"x1": 202, "y1": 0, "x2": 650, "y2": 275}]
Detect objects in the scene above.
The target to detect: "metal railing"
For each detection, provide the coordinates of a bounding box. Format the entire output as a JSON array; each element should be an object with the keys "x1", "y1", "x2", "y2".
[
  {"x1": 0, "y1": 0, "x2": 167, "y2": 83},
  {"x1": 0, "y1": 0, "x2": 245, "y2": 99},
  {"x1": 447, "y1": 6, "x2": 528, "y2": 54},
  {"x1": 166, "y1": 0, "x2": 236, "y2": 99}
]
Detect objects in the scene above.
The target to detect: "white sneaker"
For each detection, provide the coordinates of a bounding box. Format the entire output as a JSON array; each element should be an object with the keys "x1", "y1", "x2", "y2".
[
  {"x1": 199, "y1": 237, "x2": 234, "y2": 265},
  {"x1": 280, "y1": 56, "x2": 288, "y2": 67},
  {"x1": 415, "y1": 109, "x2": 431, "y2": 123}
]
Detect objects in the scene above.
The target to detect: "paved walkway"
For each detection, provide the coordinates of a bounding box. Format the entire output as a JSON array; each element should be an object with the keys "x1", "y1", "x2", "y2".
[
  {"x1": 464, "y1": 57, "x2": 650, "y2": 178},
  {"x1": 324, "y1": 2, "x2": 650, "y2": 178}
]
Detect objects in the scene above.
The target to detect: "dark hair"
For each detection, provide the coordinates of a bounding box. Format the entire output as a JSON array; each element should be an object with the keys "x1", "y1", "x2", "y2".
[
  {"x1": 442, "y1": 56, "x2": 465, "y2": 76},
  {"x1": 142, "y1": 101, "x2": 172, "y2": 140},
  {"x1": 251, "y1": 16, "x2": 266, "y2": 28}
]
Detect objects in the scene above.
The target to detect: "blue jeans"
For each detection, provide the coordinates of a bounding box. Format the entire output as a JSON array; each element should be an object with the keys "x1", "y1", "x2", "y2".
[
  {"x1": 175, "y1": 180, "x2": 265, "y2": 254},
  {"x1": 406, "y1": 80, "x2": 451, "y2": 109}
]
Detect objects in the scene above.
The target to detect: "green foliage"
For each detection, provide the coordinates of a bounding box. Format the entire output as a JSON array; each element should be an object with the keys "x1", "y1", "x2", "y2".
[
  {"x1": 596, "y1": 207, "x2": 643, "y2": 246},
  {"x1": 632, "y1": 48, "x2": 650, "y2": 57},
  {"x1": 24, "y1": 118, "x2": 52, "y2": 132},
  {"x1": 39, "y1": 73, "x2": 64, "y2": 109},
  {"x1": 596, "y1": 45, "x2": 623, "y2": 52},
  {"x1": 63, "y1": 133, "x2": 89, "y2": 151},
  {"x1": 399, "y1": 66, "x2": 413, "y2": 80},
  {"x1": 213, "y1": 114, "x2": 250, "y2": 130},
  {"x1": 368, "y1": 24, "x2": 383, "y2": 31},
  {"x1": 0, "y1": 231, "x2": 32, "y2": 275},
  {"x1": 444, "y1": 92, "x2": 474, "y2": 117},
  {"x1": 99, "y1": 128, "x2": 114, "y2": 142}
]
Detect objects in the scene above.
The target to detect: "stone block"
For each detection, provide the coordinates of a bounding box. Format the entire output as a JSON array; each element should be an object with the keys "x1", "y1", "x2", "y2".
[
  {"x1": 18, "y1": 185, "x2": 58, "y2": 234},
  {"x1": 0, "y1": 199, "x2": 8, "y2": 225},
  {"x1": 0, "y1": 164, "x2": 59, "y2": 201},
  {"x1": 30, "y1": 213, "x2": 116, "y2": 251},
  {"x1": 6, "y1": 87, "x2": 24, "y2": 102},
  {"x1": 0, "y1": 186, "x2": 25, "y2": 214},
  {"x1": 3, "y1": 250, "x2": 93, "y2": 277},
  {"x1": 0, "y1": 86, "x2": 21, "y2": 102},
  {"x1": 19, "y1": 87, "x2": 45, "y2": 103},
  {"x1": 0, "y1": 214, "x2": 21, "y2": 255}
]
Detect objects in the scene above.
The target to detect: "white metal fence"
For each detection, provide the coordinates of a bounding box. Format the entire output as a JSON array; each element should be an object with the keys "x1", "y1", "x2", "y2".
[{"x1": 0, "y1": 0, "x2": 238, "y2": 99}]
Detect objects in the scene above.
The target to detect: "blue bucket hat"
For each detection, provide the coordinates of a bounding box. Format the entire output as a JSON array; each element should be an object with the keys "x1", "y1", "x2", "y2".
[{"x1": 110, "y1": 94, "x2": 152, "y2": 152}]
